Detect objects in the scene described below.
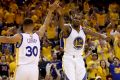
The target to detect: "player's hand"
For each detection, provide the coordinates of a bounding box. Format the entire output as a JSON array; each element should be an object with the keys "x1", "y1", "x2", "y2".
[
  {"x1": 49, "y1": 0, "x2": 59, "y2": 12},
  {"x1": 56, "y1": 6, "x2": 63, "y2": 15}
]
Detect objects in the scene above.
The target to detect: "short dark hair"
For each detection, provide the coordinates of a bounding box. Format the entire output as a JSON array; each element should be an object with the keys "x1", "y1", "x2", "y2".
[{"x1": 23, "y1": 18, "x2": 33, "y2": 26}]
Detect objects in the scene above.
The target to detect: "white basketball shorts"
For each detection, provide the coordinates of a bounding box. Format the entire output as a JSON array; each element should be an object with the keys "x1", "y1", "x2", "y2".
[
  {"x1": 62, "y1": 54, "x2": 86, "y2": 80},
  {"x1": 15, "y1": 64, "x2": 39, "y2": 80}
]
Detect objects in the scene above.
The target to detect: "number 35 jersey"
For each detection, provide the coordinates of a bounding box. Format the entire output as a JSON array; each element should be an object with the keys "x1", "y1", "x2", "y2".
[
  {"x1": 16, "y1": 33, "x2": 40, "y2": 66},
  {"x1": 64, "y1": 25, "x2": 86, "y2": 56}
]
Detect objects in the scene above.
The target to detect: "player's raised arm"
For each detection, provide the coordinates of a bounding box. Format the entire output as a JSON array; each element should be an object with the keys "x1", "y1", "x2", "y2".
[
  {"x1": 37, "y1": 1, "x2": 59, "y2": 39},
  {"x1": 82, "y1": 27, "x2": 108, "y2": 40},
  {"x1": 57, "y1": 7, "x2": 71, "y2": 38},
  {"x1": 0, "y1": 34, "x2": 21, "y2": 44}
]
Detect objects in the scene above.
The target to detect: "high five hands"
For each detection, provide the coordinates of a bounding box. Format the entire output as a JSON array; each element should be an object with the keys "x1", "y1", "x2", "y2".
[{"x1": 49, "y1": 0, "x2": 60, "y2": 13}]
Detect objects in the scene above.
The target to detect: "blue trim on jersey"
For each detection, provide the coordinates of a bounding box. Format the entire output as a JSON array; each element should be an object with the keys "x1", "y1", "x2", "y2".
[
  {"x1": 82, "y1": 73, "x2": 87, "y2": 80},
  {"x1": 16, "y1": 33, "x2": 23, "y2": 48},
  {"x1": 60, "y1": 38, "x2": 64, "y2": 48}
]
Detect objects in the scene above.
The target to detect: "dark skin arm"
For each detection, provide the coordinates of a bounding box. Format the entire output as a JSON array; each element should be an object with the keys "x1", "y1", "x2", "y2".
[
  {"x1": 58, "y1": 8, "x2": 71, "y2": 38},
  {"x1": 82, "y1": 27, "x2": 107, "y2": 40}
]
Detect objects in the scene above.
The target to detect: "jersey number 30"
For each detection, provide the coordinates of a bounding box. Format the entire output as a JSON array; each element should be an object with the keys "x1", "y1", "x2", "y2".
[{"x1": 26, "y1": 46, "x2": 38, "y2": 57}]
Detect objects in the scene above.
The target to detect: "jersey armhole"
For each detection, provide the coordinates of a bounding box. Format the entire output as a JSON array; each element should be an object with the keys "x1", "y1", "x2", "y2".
[
  {"x1": 35, "y1": 32, "x2": 41, "y2": 42},
  {"x1": 62, "y1": 26, "x2": 72, "y2": 38},
  {"x1": 81, "y1": 26, "x2": 87, "y2": 35},
  {"x1": 16, "y1": 34, "x2": 23, "y2": 48}
]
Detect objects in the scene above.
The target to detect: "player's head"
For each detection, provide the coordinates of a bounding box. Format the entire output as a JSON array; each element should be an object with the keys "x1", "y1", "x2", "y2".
[
  {"x1": 23, "y1": 18, "x2": 34, "y2": 33},
  {"x1": 71, "y1": 13, "x2": 81, "y2": 28}
]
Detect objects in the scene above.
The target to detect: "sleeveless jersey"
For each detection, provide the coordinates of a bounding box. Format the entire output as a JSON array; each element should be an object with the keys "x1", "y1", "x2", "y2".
[
  {"x1": 16, "y1": 33, "x2": 40, "y2": 66},
  {"x1": 64, "y1": 25, "x2": 86, "y2": 56}
]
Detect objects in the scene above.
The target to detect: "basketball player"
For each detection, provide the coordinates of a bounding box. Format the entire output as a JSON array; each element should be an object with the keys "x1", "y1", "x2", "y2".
[
  {"x1": 0, "y1": 1, "x2": 59, "y2": 80},
  {"x1": 57, "y1": 7, "x2": 108, "y2": 80}
]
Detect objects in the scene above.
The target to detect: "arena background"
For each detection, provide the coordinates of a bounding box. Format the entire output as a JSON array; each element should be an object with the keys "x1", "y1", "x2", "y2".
[{"x1": 0, "y1": 0, "x2": 120, "y2": 80}]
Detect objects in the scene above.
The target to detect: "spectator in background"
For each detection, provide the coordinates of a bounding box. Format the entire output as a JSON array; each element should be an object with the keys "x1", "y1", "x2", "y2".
[
  {"x1": 46, "y1": 20, "x2": 57, "y2": 46},
  {"x1": 109, "y1": 57, "x2": 120, "y2": 80},
  {"x1": 15, "y1": 9, "x2": 24, "y2": 28},
  {"x1": 87, "y1": 53, "x2": 99, "y2": 80},
  {"x1": 97, "y1": 60, "x2": 109, "y2": 80},
  {"x1": 42, "y1": 40, "x2": 52, "y2": 61},
  {"x1": 113, "y1": 26, "x2": 120, "y2": 59},
  {"x1": 106, "y1": 75, "x2": 112, "y2": 80},
  {"x1": 0, "y1": 55, "x2": 9, "y2": 78},
  {"x1": 4, "y1": 8, "x2": 15, "y2": 27},
  {"x1": 3, "y1": 49, "x2": 13, "y2": 64},
  {"x1": 0, "y1": 6, "x2": 4, "y2": 33},
  {"x1": 96, "y1": 10, "x2": 107, "y2": 32}
]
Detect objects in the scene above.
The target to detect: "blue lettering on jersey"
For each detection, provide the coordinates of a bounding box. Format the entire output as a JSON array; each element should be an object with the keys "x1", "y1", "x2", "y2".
[{"x1": 26, "y1": 46, "x2": 38, "y2": 57}]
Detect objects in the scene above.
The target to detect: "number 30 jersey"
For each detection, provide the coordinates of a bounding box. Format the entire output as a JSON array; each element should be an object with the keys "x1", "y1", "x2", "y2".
[
  {"x1": 64, "y1": 25, "x2": 86, "y2": 56},
  {"x1": 16, "y1": 33, "x2": 40, "y2": 66}
]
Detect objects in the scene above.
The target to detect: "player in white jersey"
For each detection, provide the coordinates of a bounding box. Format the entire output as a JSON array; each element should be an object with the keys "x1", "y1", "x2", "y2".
[
  {"x1": 57, "y1": 7, "x2": 108, "y2": 80},
  {"x1": 0, "y1": 1, "x2": 59, "y2": 80}
]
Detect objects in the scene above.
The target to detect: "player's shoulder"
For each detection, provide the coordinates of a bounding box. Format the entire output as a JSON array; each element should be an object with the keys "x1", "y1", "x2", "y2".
[{"x1": 14, "y1": 33, "x2": 23, "y2": 41}]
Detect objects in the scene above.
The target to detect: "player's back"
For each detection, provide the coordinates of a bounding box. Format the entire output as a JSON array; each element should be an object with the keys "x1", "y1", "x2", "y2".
[{"x1": 16, "y1": 33, "x2": 40, "y2": 66}]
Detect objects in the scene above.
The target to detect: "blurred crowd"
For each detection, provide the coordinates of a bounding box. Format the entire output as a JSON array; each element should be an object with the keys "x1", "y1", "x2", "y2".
[{"x1": 0, "y1": 0, "x2": 120, "y2": 80}]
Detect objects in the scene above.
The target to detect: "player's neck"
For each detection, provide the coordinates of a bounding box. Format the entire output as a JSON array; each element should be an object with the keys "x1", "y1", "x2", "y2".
[
  {"x1": 73, "y1": 26, "x2": 80, "y2": 32},
  {"x1": 25, "y1": 30, "x2": 33, "y2": 34}
]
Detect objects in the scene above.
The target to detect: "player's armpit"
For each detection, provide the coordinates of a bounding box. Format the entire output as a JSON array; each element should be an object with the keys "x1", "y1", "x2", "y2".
[{"x1": 0, "y1": 34, "x2": 21, "y2": 44}]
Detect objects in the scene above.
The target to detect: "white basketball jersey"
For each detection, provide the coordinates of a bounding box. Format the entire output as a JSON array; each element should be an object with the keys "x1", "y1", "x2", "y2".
[
  {"x1": 16, "y1": 33, "x2": 40, "y2": 66},
  {"x1": 64, "y1": 25, "x2": 86, "y2": 56}
]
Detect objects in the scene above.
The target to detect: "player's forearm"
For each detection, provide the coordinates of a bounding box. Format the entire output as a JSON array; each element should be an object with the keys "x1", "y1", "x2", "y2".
[
  {"x1": 0, "y1": 36, "x2": 13, "y2": 43},
  {"x1": 43, "y1": 10, "x2": 53, "y2": 28},
  {"x1": 59, "y1": 15, "x2": 65, "y2": 30},
  {"x1": 38, "y1": 10, "x2": 53, "y2": 38},
  {"x1": 83, "y1": 27, "x2": 106, "y2": 39}
]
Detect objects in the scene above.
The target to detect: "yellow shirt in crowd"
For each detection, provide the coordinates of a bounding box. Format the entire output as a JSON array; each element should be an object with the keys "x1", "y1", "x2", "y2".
[
  {"x1": 4, "y1": 11, "x2": 15, "y2": 24},
  {"x1": 47, "y1": 24, "x2": 56, "y2": 39},
  {"x1": 97, "y1": 66, "x2": 109, "y2": 80},
  {"x1": 114, "y1": 34, "x2": 120, "y2": 59},
  {"x1": 83, "y1": 1, "x2": 89, "y2": 13},
  {"x1": 96, "y1": 13, "x2": 106, "y2": 26},
  {"x1": 10, "y1": 2, "x2": 18, "y2": 13},
  {"x1": 109, "y1": 12, "x2": 119, "y2": 25},
  {"x1": 87, "y1": 60, "x2": 99, "y2": 79},
  {"x1": 9, "y1": 61, "x2": 16, "y2": 73},
  {"x1": 42, "y1": 46, "x2": 52, "y2": 61},
  {"x1": 15, "y1": 12, "x2": 24, "y2": 25},
  {"x1": 97, "y1": 44, "x2": 110, "y2": 60}
]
